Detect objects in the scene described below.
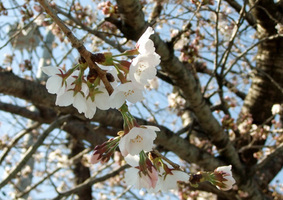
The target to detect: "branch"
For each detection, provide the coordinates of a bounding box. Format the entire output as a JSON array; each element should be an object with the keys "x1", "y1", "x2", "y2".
[
  {"x1": 52, "y1": 164, "x2": 129, "y2": 200},
  {"x1": 256, "y1": 143, "x2": 283, "y2": 188},
  {"x1": 0, "y1": 71, "x2": 223, "y2": 172},
  {"x1": 0, "y1": 101, "x2": 41, "y2": 120},
  {"x1": 224, "y1": 0, "x2": 256, "y2": 28},
  {"x1": 37, "y1": 0, "x2": 113, "y2": 94},
  {"x1": 16, "y1": 148, "x2": 91, "y2": 198},
  {"x1": 53, "y1": 6, "x2": 126, "y2": 52},
  {"x1": 0, "y1": 122, "x2": 41, "y2": 165},
  {"x1": 0, "y1": 101, "x2": 110, "y2": 147},
  {"x1": 0, "y1": 115, "x2": 69, "y2": 189},
  {"x1": 194, "y1": 64, "x2": 246, "y2": 100},
  {"x1": 116, "y1": 0, "x2": 243, "y2": 173}
]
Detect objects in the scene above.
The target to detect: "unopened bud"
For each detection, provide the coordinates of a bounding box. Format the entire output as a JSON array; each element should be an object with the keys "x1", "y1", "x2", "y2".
[
  {"x1": 106, "y1": 72, "x2": 115, "y2": 82},
  {"x1": 90, "y1": 53, "x2": 106, "y2": 64},
  {"x1": 87, "y1": 68, "x2": 98, "y2": 83}
]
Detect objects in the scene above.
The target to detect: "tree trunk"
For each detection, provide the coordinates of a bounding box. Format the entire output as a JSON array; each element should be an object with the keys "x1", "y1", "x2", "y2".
[
  {"x1": 239, "y1": 0, "x2": 283, "y2": 166},
  {"x1": 69, "y1": 137, "x2": 92, "y2": 200}
]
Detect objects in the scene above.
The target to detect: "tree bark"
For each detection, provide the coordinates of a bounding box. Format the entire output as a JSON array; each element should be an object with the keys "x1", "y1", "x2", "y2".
[
  {"x1": 69, "y1": 137, "x2": 92, "y2": 200},
  {"x1": 238, "y1": 0, "x2": 283, "y2": 166}
]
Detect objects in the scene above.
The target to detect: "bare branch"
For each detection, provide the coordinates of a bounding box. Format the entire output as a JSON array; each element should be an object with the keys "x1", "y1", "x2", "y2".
[
  {"x1": 52, "y1": 164, "x2": 129, "y2": 200},
  {"x1": 224, "y1": 0, "x2": 256, "y2": 28},
  {"x1": 0, "y1": 115, "x2": 70, "y2": 189},
  {"x1": 16, "y1": 148, "x2": 91, "y2": 198},
  {"x1": 0, "y1": 122, "x2": 41, "y2": 165},
  {"x1": 256, "y1": 143, "x2": 283, "y2": 187},
  {"x1": 37, "y1": 0, "x2": 114, "y2": 94}
]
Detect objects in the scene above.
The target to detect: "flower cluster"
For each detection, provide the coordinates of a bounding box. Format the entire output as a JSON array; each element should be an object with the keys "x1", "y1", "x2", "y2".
[
  {"x1": 42, "y1": 25, "x2": 236, "y2": 193},
  {"x1": 90, "y1": 106, "x2": 190, "y2": 192},
  {"x1": 42, "y1": 27, "x2": 160, "y2": 119},
  {"x1": 123, "y1": 151, "x2": 190, "y2": 192},
  {"x1": 213, "y1": 165, "x2": 236, "y2": 191},
  {"x1": 189, "y1": 165, "x2": 236, "y2": 191}
]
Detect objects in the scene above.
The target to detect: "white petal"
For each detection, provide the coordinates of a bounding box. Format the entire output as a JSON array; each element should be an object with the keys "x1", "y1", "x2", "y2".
[
  {"x1": 73, "y1": 93, "x2": 87, "y2": 113},
  {"x1": 46, "y1": 76, "x2": 63, "y2": 94},
  {"x1": 124, "y1": 154, "x2": 139, "y2": 167},
  {"x1": 55, "y1": 91, "x2": 74, "y2": 106},
  {"x1": 84, "y1": 99, "x2": 97, "y2": 119},
  {"x1": 41, "y1": 66, "x2": 61, "y2": 76},
  {"x1": 138, "y1": 40, "x2": 155, "y2": 55},
  {"x1": 216, "y1": 165, "x2": 232, "y2": 174},
  {"x1": 126, "y1": 89, "x2": 144, "y2": 104},
  {"x1": 137, "y1": 27, "x2": 154, "y2": 47},
  {"x1": 110, "y1": 90, "x2": 126, "y2": 109},
  {"x1": 124, "y1": 168, "x2": 139, "y2": 187},
  {"x1": 118, "y1": 135, "x2": 129, "y2": 157},
  {"x1": 161, "y1": 171, "x2": 190, "y2": 191},
  {"x1": 95, "y1": 87, "x2": 111, "y2": 110},
  {"x1": 144, "y1": 125, "x2": 160, "y2": 132}
]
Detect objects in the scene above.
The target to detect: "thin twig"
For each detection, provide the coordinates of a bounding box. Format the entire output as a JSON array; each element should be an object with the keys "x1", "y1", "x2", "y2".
[
  {"x1": 0, "y1": 122, "x2": 41, "y2": 165},
  {"x1": 0, "y1": 115, "x2": 69, "y2": 189},
  {"x1": 16, "y1": 148, "x2": 91, "y2": 198},
  {"x1": 37, "y1": 0, "x2": 114, "y2": 94},
  {"x1": 52, "y1": 164, "x2": 129, "y2": 200}
]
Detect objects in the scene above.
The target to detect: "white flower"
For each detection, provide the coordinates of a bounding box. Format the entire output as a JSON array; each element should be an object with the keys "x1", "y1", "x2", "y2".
[
  {"x1": 34, "y1": 13, "x2": 45, "y2": 26},
  {"x1": 124, "y1": 166, "x2": 158, "y2": 189},
  {"x1": 214, "y1": 165, "x2": 236, "y2": 191},
  {"x1": 275, "y1": 23, "x2": 283, "y2": 34},
  {"x1": 151, "y1": 170, "x2": 190, "y2": 192},
  {"x1": 168, "y1": 93, "x2": 185, "y2": 109},
  {"x1": 136, "y1": 27, "x2": 156, "y2": 55},
  {"x1": 72, "y1": 83, "x2": 89, "y2": 113},
  {"x1": 129, "y1": 54, "x2": 160, "y2": 88},
  {"x1": 124, "y1": 154, "x2": 140, "y2": 166},
  {"x1": 119, "y1": 126, "x2": 159, "y2": 156},
  {"x1": 94, "y1": 86, "x2": 111, "y2": 110},
  {"x1": 271, "y1": 104, "x2": 282, "y2": 115},
  {"x1": 84, "y1": 98, "x2": 97, "y2": 119},
  {"x1": 147, "y1": 77, "x2": 159, "y2": 90},
  {"x1": 55, "y1": 90, "x2": 74, "y2": 106},
  {"x1": 41, "y1": 66, "x2": 64, "y2": 94},
  {"x1": 110, "y1": 82, "x2": 144, "y2": 109},
  {"x1": 73, "y1": 92, "x2": 87, "y2": 113}
]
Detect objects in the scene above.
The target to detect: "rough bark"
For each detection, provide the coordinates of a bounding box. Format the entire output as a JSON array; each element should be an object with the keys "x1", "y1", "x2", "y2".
[
  {"x1": 238, "y1": 0, "x2": 283, "y2": 166},
  {"x1": 69, "y1": 137, "x2": 92, "y2": 200}
]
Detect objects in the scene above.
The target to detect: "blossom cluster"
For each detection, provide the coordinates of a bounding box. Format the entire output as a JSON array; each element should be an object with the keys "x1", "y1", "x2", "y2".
[
  {"x1": 42, "y1": 26, "x2": 236, "y2": 193},
  {"x1": 91, "y1": 120, "x2": 191, "y2": 192},
  {"x1": 42, "y1": 27, "x2": 160, "y2": 119}
]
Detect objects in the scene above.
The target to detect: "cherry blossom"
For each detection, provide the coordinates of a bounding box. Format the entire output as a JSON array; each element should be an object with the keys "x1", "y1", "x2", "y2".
[
  {"x1": 136, "y1": 27, "x2": 156, "y2": 55},
  {"x1": 41, "y1": 66, "x2": 64, "y2": 94},
  {"x1": 124, "y1": 154, "x2": 140, "y2": 167},
  {"x1": 84, "y1": 98, "x2": 97, "y2": 119},
  {"x1": 271, "y1": 104, "x2": 282, "y2": 115},
  {"x1": 214, "y1": 165, "x2": 236, "y2": 191},
  {"x1": 93, "y1": 86, "x2": 111, "y2": 110},
  {"x1": 90, "y1": 151, "x2": 101, "y2": 164},
  {"x1": 150, "y1": 170, "x2": 190, "y2": 192},
  {"x1": 110, "y1": 82, "x2": 144, "y2": 109},
  {"x1": 55, "y1": 90, "x2": 74, "y2": 106},
  {"x1": 124, "y1": 166, "x2": 158, "y2": 190},
  {"x1": 119, "y1": 126, "x2": 159, "y2": 156},
  {"x1": 129, "y1": 53, "x2": 160, "y2": 88},
  {"x1": 72, "y1": 82, "x2": 89, "y2": 114}
]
